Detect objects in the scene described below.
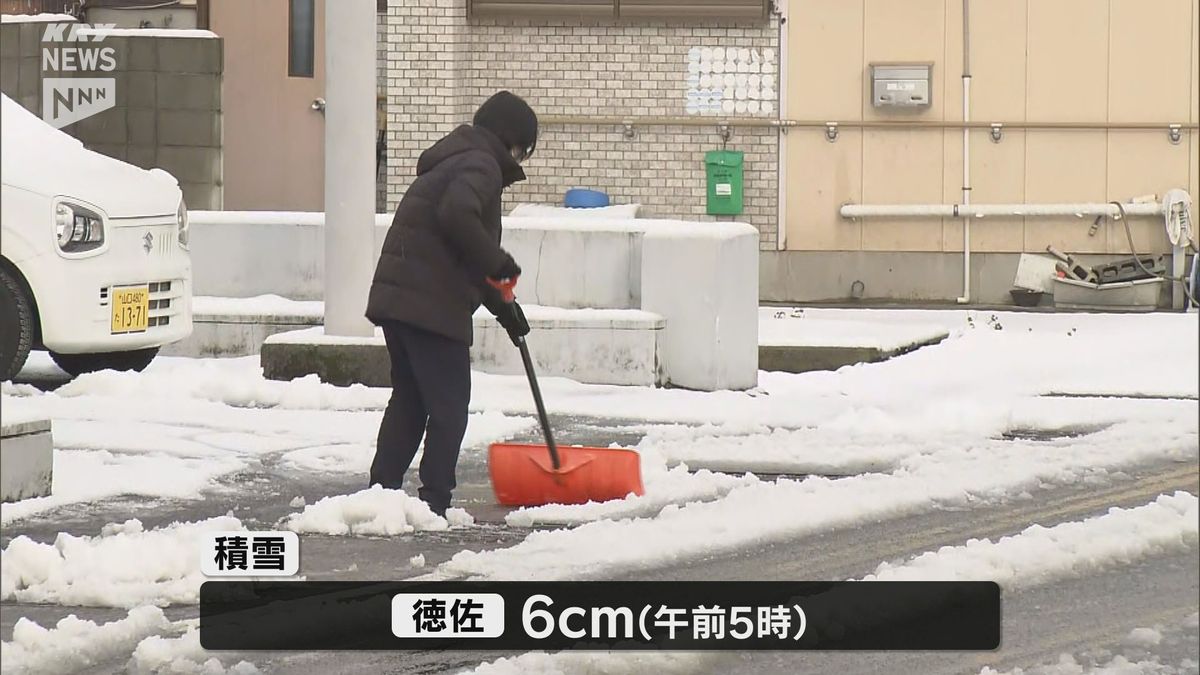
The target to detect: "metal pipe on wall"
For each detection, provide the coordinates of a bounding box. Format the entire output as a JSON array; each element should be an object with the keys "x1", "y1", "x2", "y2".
[
  {"x1": 538, "y1": 116, "x2": 1197, "y2": 132},
  {"x1": 776, "y1": 0, "x2": 788, "y2": 252},
  {"x1": 840, "y1": 203, "x2": 1165, "y2": 218},
  {"x1": 958, "y1": 0, "x2": 971, "y2": 304}
]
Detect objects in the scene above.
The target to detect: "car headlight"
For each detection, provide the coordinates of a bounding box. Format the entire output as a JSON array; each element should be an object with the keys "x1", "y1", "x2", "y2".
[
  {"x1": 177, "y1": 199, "x2": 189, "y2": 248},
  {"x1": 54, "y1": 202, "x2": 104, "y2": 252}
]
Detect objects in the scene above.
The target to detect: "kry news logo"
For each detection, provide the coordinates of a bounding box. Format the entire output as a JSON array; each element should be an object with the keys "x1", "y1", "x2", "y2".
[{"x1": 41, "y1": 23, "x2": 118, "y2": 129}]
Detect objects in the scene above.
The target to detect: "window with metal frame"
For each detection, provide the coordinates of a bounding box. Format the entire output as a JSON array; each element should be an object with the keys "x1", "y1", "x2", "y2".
[
  {"x1": 288, "y1": 0, "x2": 315, "y2": 78},
  {"x1": 618, "y1": 0, "x2": 767, "y2": 19},
  {"x1": 469, "y1": 0, "x2": 615, "y2": 18}
]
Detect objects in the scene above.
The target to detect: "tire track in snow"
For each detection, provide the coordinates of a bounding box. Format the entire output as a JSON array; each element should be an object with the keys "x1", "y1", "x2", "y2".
[
  {"x1": 421, "y1": 419, "x2": 1197, "y2": 582},
  {"x1": 456, "y1": 492, "x2": 1197, "y2": 675},
  {"x1": 637, "y1": 462, "x2": 1199, "y2": 582}
]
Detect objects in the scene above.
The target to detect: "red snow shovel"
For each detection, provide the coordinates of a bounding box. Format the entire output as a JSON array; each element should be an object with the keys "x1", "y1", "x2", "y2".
[{"x1": 486, "y1": 277, "x2": 644, "y2": 507}]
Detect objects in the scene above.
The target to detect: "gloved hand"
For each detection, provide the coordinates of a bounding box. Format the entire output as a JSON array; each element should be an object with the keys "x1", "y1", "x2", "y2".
[
  {"x1": 495, "y1": 301, "x2": 530, "y2": 346},
  {"x1": 492, "y1": 258, "x2": 522, "y2": 282}
]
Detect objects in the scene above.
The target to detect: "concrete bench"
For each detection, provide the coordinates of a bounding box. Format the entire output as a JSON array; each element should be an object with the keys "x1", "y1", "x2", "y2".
[
  {"x1": 261, "y1": 306, "x2": 665, "y2": 388},
  {"x1": 190, "y1": 212, "x2": 758, "y2": 391},
  {"x1": 1, "y1": 412, "x2": 53, "y2": 502}
]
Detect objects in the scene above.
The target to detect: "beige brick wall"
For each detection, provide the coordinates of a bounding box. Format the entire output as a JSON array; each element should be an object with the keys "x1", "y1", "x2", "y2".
[{"x1": 384, "y1": 1, "x2": 781, "y2": 250}]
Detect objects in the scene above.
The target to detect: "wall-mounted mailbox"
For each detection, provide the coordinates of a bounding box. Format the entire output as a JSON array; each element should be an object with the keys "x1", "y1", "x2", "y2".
[{"x1": 870, "y1": 64, "x2": 932, "y2": 108}]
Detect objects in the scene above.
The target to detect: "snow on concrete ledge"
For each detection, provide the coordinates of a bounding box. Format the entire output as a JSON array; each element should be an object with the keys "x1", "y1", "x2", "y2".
[
  {"x1": 264, "y1": 326, "x2": 384, "y2": 347},
  {"x1": 510, "y1": 203, "x2": 641, "y2": 219},
  {"x1": 0, "y1": 13, "x2": 76, "y2": 23},
  {"x1": 76, "y1": 27, "x2": 218, "y2": 38},
  {"x1": 759, "y1": 308, "x2": 950, "y2": 350},
  {"x1": 192, "y1": 295, "x2": 325, "y2": 322},
  {"x1": 193, "y1": 210, "x2": 758, "y2": 390},
  {"x1": 1, "y1": 399, "x2": 53, "y2": 503}
]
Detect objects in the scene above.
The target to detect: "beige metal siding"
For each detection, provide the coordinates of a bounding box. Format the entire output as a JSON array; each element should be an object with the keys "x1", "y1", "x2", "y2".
[
  {"x1": 1026, "y1": 0, "x2": 1108, "y2": 124},
  {"x1": 783, "y1": 0, "x2": 1199, "y2": 254},
  {"x1": 860, "y1": 0, "x2": 945, "y2": 251},
  {"x1": 783, "y1": 0, "x2": 864, "y2": 251},
  {"x1": 1190, "y1": 0, "x2": 1199, "y2": 224},
  {"x1": 785, "y1": 129, "x2": 864, "y2": 251},
  {"x1": 1022, "y1": 131, "x2": 1109, "y2": 253}
]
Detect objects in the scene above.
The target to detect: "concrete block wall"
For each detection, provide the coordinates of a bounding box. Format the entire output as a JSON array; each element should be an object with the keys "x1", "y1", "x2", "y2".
[
  {"x1": 0, "y1": 21, "x2": 43, "y2": 113},
  {"x1": 0, "y1": 20, "x2": 223, "y2": 209},
  {"x1": 74, "y1": 34, "x2": 224, "y2": 210},
  {"x1": 188, "y1": 211, "x2": 759, "y2": 390},
  {"x1": 382, "y1": 1, "x2": 781, "y2": 250}
]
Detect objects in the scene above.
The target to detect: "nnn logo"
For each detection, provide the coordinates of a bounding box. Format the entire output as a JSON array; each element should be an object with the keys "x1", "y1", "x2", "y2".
[{"x1": 41, "y1": 23, "x2": 118, "y2": 129}]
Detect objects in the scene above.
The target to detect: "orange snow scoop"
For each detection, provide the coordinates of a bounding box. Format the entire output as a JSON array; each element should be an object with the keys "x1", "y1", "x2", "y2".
[{"x1": 486, "y1": 277, "x2": 645, "y2": 507}]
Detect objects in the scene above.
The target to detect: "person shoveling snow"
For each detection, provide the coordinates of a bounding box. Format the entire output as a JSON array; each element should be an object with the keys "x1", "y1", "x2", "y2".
[{"x1": 365, "y1": 91, "x2": 538, "y2": 517}]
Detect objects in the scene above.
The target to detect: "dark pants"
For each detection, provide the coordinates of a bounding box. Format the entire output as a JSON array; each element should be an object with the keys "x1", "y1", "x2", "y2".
[{"x1": 370, "y1": 321, "x2": 470, "y2": 514}]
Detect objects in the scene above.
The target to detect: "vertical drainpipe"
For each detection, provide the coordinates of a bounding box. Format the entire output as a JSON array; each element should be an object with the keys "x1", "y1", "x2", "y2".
[
  {"x1": 957, "y1": 0, "x2": 972, "y2": 304},
  {"x1": 776, "y1": 0, "x2": 788, "y2": 252}
]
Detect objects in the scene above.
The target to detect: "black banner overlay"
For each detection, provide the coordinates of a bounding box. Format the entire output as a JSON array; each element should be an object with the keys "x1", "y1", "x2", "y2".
[{"x1": 200, "y1": 581, "x2": 1000, "y2": 651}]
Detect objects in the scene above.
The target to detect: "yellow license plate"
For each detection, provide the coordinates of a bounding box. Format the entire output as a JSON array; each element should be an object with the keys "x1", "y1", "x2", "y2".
[{"x1": 111, "y1": 286, "x2": 150, "y2": 334}]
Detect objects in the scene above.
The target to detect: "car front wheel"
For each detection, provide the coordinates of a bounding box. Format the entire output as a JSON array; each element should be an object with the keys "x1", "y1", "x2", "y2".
[
  {"x1": 50, "y1": 347, "x2": 159, "y2": 376},
  {"x1": 0, "y1": 267, "x2": 35, "y2": 381}
]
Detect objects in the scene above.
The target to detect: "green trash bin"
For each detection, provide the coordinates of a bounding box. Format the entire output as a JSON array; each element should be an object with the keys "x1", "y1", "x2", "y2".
[{"x1": 705, "y1": 149, "x2": 744, "y2": 216}]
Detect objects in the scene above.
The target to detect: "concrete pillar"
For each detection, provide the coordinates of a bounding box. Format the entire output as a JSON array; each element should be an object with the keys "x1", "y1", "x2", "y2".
[{"x1": 322, "y1": 2, "x2": 376, "y2": 337}]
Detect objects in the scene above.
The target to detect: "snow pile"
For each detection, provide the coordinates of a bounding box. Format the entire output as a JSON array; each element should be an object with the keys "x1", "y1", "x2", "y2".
[
  {"x1": 0, "y1": 12, "x2": 75, "y2": 23},
  {"x1": 980, "y1": 654, "x2": 1187, "y2": 675},
  {"x1": 54, "y1": 358, "x2": 388, "y2": 411},
  {"x1": 282, "y1": 486, "x2": 473, "y2": 536},
  {"x1": 464, "y1": 651, "x2": 729, "y2": 675},
  {"x1": 640, "y1": 422, "x2": 938, "y2": 476},
  {"x1": 191, "y1": 295, "x2": 324, "y2": 319},
  {"x1": 425, "y1": 418, "x2": 1197, "y2": 581},
  {"x1": 128, "y1": 626, "x2": 258, "y2": 674},
  {"x1": 2, "y1": 449, "x2": 245, "y2": 526},
  {"x1": 0, "y1": 395, "x2": 45, "y2": 428},
  {"x1": 75, "y1": 27, "x2": 218, "y2": 39},
  {"x1": 505, "y1": 465, "x2": 758, "y2": 527},
  {"x1": 1, "y1": 516, "x2": 243, "y2": 607},
  {"x1": 759, "y1": 307, "x2": 948, "y2": 350},
  {"x1": 509, "y1": 203, "x2": 641, "y2": 219},
  {"x1": 1, "y1": 606, "x2": 169, "y2": 675},
  {"x1": 865, "y1": 492, "x2": 1198, "y2": 588},
  {"x1": 1125, "y1": 627, "x2": 1165, "y2": 648}
]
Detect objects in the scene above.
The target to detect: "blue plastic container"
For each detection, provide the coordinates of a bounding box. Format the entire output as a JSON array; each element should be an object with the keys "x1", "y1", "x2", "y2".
[{"x1": 564, "y1": 188, "x2": 610, "y2": 208}]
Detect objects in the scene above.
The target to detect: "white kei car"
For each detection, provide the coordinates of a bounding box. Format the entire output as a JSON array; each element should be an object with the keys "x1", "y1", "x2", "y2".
[{"x1": 0, "y1": 94, "x2": 192, "y2": 379}]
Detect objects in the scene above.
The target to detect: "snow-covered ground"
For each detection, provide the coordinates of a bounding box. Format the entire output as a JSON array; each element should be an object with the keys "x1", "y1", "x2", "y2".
[
  {"x1": 460, "y1": 492, "x2": 1198, "y2": 675},
  {"x1": 0, "y1": 357, "x2": 533, "y2": 525},
  {"x1": 758, "y1": 306, "x2": 949, "y2": 349},
  {"x1": 1, "y1": 308, "x2": 1196, "y2": 673}
]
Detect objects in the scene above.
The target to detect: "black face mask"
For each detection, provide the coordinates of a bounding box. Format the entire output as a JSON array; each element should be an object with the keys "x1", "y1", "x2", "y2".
[{"x1": 511, "y1": 140, "x2": 536, "y2": 164}]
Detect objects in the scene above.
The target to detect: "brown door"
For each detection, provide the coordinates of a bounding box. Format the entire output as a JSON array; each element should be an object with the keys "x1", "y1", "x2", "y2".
[{"x1": 210, "y1": 0, "x2": 326, "y2": 211}]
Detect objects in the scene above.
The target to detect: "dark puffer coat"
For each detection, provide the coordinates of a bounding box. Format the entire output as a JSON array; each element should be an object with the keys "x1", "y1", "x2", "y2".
[{"x1": 366, "y1": 125, "x2": 523, "y2": 344}]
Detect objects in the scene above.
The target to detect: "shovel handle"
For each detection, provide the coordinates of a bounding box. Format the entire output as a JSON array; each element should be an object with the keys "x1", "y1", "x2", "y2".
[
  {"x1": 486, "y1": 275, "x2": 561, "y2": 471},
  {"x1": 517, "y1": 336, "x2": 560, "y2": 470}
]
